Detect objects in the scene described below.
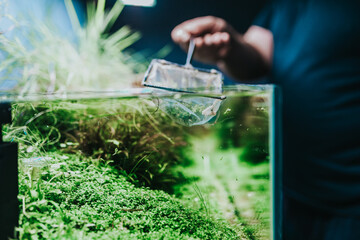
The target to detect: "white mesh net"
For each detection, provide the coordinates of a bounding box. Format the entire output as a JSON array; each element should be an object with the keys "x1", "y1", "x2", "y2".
[
  {"x1": 143, "y1": 59, "x2": 225, "y2": 126},
  {"x1": 143, "y1": 59, "x2": 223, "y2": 93}
]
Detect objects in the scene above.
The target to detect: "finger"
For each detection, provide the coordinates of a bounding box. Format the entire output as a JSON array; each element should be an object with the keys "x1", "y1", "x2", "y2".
[
  {"x1": 171, "y1": 28, "x2": 191, "y2": 44},
  {"x1": 211, "y1": 33, "x2": 222, "y2": 45},
  {"x1": 193, "y1": 37, "x2": 218, "y2": 63},
  {"x1": 172, "y1": 16, "x2": 225, "y2": 44},
  {"x1": 218, "y1": 32, "x2": 232, "y2": 58},
  {"x1": 204, "y1": 33, "x2": 214, "y2": 46},
  {"x1": 194, "y1": 37, "x2": 204, "y2": 48},
  {"x1": 219, "y1": 32, "x2": 230, "y2": 43},
  {"x1": 203, "y1": 32, "x2": 230, "y2": 47},
  {"x1": 177, "y1": 37, "x2": 202, "y2": 53},
  {"x1": 181, "y1": 16, "x2": 218, "y2": 35}
]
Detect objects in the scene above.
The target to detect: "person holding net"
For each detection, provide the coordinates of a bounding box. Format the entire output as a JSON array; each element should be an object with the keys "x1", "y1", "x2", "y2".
[{"x1": 171, "y1": 1, "x2": 360, "y2": 239}]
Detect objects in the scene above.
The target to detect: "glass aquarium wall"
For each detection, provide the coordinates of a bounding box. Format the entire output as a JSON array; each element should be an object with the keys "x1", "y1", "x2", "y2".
[{"x1": 1, "y1": 85, "x2": 279, "y2": 240}]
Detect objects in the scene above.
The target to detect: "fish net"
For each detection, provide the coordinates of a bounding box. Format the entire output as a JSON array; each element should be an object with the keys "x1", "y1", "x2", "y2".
[{"x1": 142, "y1": 59, "x2": 225, "y2": 126}]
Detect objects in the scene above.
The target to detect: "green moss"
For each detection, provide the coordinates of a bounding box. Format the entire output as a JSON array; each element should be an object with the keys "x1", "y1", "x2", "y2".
[{"x1": 18, "y1": 152, "x2": 239, "y2": 239}]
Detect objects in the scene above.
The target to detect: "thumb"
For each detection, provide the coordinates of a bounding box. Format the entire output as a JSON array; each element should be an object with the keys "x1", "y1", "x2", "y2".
[{"x1": 171, "y1": 28, "x2": 191, "y2": 44}]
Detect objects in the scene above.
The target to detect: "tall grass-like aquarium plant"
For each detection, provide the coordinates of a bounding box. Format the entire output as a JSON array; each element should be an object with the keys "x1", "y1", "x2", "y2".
[{"x1": 0, "y1": 0, "x2": 277, "y2": 239}]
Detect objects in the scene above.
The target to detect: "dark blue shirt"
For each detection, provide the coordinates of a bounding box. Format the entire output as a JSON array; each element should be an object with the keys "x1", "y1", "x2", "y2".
[{"x1": 255, "y1": 0, "x2": 360, "y2": 215}]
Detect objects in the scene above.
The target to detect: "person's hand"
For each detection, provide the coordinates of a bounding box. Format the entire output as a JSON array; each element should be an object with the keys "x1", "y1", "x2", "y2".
[
  {"x1": 171, "y1": 16, "x2": 239, "y2": 65},
  {"x1": 171, "y1": 16, "x2": 273, "y2": 80}
]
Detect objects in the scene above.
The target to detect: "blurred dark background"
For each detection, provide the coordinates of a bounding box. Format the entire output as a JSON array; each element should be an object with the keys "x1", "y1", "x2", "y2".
[
  {"x1": 76, "y1": 0, "x2": 268, "y2": 82},
  {"x1": 103, "y1": 0, "x2": 269, "y2": 83}
]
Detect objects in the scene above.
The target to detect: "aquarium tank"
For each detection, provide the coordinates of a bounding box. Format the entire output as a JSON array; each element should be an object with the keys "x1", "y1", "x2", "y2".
[{"x1": 0, "y1": 0, "x2": 282, "y2": 239}]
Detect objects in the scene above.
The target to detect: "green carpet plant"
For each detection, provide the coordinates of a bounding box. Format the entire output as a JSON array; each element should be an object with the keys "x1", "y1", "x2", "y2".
[{"x1": 17, "y1": 152, "x2": 239, "y2": 239}]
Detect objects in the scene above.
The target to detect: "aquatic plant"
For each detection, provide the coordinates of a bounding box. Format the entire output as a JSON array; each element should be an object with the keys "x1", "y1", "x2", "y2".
[
  {"x1": 0, "y1": 0, "x2": 146, "y2": 94},
  {"x1": 5, "y1": 98, "x2": 189, "y2": 189},
  {"x1": 17, "y1": 152, "x2": 239, "y2": 239}
]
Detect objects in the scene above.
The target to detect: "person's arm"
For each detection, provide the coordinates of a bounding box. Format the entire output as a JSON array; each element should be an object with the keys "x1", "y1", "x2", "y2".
[{"x1": 171, "y1": 16, "x2": 273, "y2": 81}]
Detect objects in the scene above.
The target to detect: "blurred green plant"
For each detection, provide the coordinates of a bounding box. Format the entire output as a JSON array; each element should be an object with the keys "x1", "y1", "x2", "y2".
[{"x1": 0, "y1": 0, "x2": 147, "y2": 95}]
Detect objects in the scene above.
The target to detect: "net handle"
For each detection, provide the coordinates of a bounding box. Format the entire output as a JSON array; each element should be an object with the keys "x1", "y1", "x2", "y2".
[{"x1": 185, "y1": 38, "x2": 195, "y2": 67}]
